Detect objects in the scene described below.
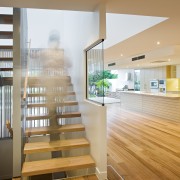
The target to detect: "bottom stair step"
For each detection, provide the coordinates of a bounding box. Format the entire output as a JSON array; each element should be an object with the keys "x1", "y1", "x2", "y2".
[
  {"x1": 22, "y1": 155, "x2": 95, "y2": 177},
  {"x1": 24, "y1": 138, "x2": 90, "y2": 154}
]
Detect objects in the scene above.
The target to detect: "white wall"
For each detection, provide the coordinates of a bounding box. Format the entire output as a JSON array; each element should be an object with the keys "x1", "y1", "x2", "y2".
[
  {"x1": 140, "y1": 66, "x2": 166, "y2": 91},
  {"x1": 109, "y1": 69, "x2": 134, "y2": 91},
  {"x1": 82, "y1": 101, "x2": 107, "y2": 179},
  {"x1": 118, "y1": 69, "x2": 134, "y2": 89},
  {"x1": 27, "y1": 9, "x2": 64, "y2": 48},
  {"x1": 63, "y1": 5, "x2": 107, "y2": 179}
]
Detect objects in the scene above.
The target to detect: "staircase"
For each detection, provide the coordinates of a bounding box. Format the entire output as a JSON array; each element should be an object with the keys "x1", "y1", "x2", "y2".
[
  {"x1": 0, "y1": 9, "x2": 13, "y2": 140},
  {"x1": 1, "y1": 9, "x2": 98, "y2": 180},
  {"x1": 0, "y1": 13, "x2": 13, "y2": 76},
  {"x1": 22, "y1": 57, "x2": 96, "y2": 179},
  {"x1": 0, "y1": 12, "x2": 13, "y2": 84}
]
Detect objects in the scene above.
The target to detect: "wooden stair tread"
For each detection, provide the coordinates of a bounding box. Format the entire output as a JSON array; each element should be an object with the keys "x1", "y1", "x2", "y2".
[
  {"x1": 28, "y1": 76, "x2": 71, "y2": 81},
  {"x1": 58, "y1": 112, "x2": 81, "y2": 118},
  {"x1": 26, "y1": 112, "x2": 81, "y2": 120},
  {"x1": 0, "y1": 45, "x2": 13, "y2": 49},
  {"x1": 0, "y1": 31, "x2": 13, "y2": 39},
  {"x1": 22, "y1": 155, "x2": 95, "y2": 177},
  {"x1": 0, "y1": 57, "x2": 13, "y2": 61},
  {"x1": 25, "y1": 124, "x2": 85, "y2": 136},
  {"x1": 26, "y1": 114, "x2": 50, "y2": 120},
  {"x1": 0, "y1": 77, "x2": 13, "y2": 86},
  {"x1": 0, "y1": 15, "x2": 13, "y2": 24},
  {"x1": 28, "y1": 79, "x2": 71, "y2": 85},
  {"x1": 27, "y1": 91, "x2": 75, "y2": 97},
  {"x1": 24, "y1": 138, "x2": 89, "y2": 154},
  {"x1": 0, "y1": 67, "x2": 13, "y2": 71},
  {"x1": 28, "y1": 82, "x2": 72, "y2": 87},
  {"x1": 27, "y1": 101, "x2": 78, "y2": 108},
  {"x1": 0, "y1": 77, "x2": 12, "y2": 81}
]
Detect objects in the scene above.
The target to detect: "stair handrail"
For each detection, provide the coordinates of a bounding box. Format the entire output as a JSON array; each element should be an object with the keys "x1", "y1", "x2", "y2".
[
  {"x1": 6, "y1": 120, "x2": 13, "y2": 138},
  {"x1": 23, "y1": 39, "x2": 31, "y2": 101}
]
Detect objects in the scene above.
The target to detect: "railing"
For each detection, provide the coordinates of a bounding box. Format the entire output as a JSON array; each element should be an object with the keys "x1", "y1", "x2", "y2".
[
  {"x1": 0, "y1": 85, "x2": 13, "y2": 138},
  {"x1": 0, "y1": 51, "x2": 13, "y2": 77},
  {"x1": 85, "y1": 39, "x2": 105, "y2": 105},
  {"x1": 28, "y1": 48, "x2": 66, "y2": 77},
  {"x1": 0, "y1": 49, "x2": 13, "y2": 58},
  {"x1": 23, "y1": 48, "x2": 67, "y2": 130},
  {"x1": 0, "y1": 47, "x2": 61, "y2": 138},
  {"x1": 0, "y1": 46, "x2": 13, "y2": 138}
]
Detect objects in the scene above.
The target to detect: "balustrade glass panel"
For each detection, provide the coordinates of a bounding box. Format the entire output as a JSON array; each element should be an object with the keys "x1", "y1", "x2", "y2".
[{"x1": 86, "y1": 40, "x2": 105, "y2": 105}]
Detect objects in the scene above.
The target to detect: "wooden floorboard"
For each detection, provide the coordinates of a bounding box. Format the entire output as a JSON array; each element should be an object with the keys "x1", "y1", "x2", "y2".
[
  {"x1": 107, "y1": 104, "x2": 180, "y2": 180},
  {"x1": 65, "y1": 174, "x2": 98, "y2": 180}
]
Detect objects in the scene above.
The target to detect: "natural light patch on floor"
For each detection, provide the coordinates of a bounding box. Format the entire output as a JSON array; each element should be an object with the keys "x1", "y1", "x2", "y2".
[{"x1": 105, "y1": 13, "x2": 168, "y2": 49}]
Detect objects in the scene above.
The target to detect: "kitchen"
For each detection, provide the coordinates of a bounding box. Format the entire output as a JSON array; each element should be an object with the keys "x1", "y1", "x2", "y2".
[
  {"x1": 106, "y1": 63, "x2": 180, "y2": 120},
  {"x1": 105, "y1": 44, "x2": 180, "y2": 121},
  {"x1": 105, "y1": 1, "x2": 180, "y2": 179}
]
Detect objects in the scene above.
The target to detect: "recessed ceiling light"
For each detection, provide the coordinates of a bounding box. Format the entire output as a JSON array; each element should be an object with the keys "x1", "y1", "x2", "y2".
[
  {"x1": 168, "y1": 58, "x2": 171, "y2": 61},
  {"x1": 120, "y1": 54, "x2": 123, "y2": 57},
  {"x1": 156, "y1": 41, "x2": 160, "y2": 45}
]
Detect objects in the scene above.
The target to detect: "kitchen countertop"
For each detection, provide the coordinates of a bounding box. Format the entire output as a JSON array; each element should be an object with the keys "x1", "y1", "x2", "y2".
[{"x1": 120, "y1": 91, "x2": 180, "y2": 98}]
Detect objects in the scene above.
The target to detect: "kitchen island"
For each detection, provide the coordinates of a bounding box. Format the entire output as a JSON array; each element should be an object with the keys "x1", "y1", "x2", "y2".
[{"x1": 120, "y1": 91, "x2": 180, "y2": 121}]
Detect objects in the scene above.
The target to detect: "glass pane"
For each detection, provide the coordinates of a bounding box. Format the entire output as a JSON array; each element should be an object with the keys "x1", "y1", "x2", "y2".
[
  {"x1": 86, "y1": 41, "x2": 104, "y2": 105},
  {"x1": 134, "y1": 69, "x2": 140, "y2": 91}
]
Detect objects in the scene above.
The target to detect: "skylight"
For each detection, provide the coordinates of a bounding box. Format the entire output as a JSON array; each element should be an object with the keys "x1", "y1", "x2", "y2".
[{"x1": 105, "y1": 13, "x2": 168, "y2": 49}]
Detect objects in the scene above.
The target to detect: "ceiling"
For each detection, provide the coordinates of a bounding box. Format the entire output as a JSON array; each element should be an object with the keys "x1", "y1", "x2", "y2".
[
  {"x1": 104, "y1": 14, "x2": 168, "y2": 49},
  {"x1": 105, "y1": 0, "x2": 180, "y2": 69},
  {"x1": 1, "y1": 0, "x2": 180, "y2": 69},
  {"x1": 0, "y1": 0, "x2": 103, "y2": 11}
]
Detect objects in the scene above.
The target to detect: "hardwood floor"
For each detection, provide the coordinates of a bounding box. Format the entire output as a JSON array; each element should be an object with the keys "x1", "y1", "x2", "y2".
[
  {"x1": 65, "y1": 174, "x2": 98, "y2": 180},
  {"x1": 107, "y1": 104, "x2": 180, "y2": 180}
]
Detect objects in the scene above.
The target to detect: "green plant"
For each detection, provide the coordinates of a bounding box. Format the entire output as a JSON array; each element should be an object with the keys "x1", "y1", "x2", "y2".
[
  {"x1": 88, "y1": 70, "x2": 117, "y2": 97},
  {"x1": 95, "y1": 79, "x2": 112, "y2": 96}
]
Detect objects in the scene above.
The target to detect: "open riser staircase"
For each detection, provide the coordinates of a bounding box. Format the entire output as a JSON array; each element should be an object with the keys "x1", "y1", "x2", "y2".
[
  {"x1": 0, "y1": 9, "x2": 13, "y2": 139},
  {"x1": 22, "y1": 49, "x2": 97, "y2": 180},
  {"x1": 0, "y1": 8, "x2": 98, "y2": 180}
]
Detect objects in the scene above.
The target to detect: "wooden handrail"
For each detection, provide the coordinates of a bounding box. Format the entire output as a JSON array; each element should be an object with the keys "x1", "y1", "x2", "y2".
[
  {"x1": 23, "y1": 74, "x2": 28, "y2": 101},
  {"x1": 6, "y1": 120, "x2": 13, "y2": 138},
  {"x1": 23, "y1": 40, "x2": 31, "y2": 101}
]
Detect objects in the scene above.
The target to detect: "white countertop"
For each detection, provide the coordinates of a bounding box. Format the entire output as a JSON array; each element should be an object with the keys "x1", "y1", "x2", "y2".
[{"x1": 120, "y1": 91, "x2": 180, "y2": 98}]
